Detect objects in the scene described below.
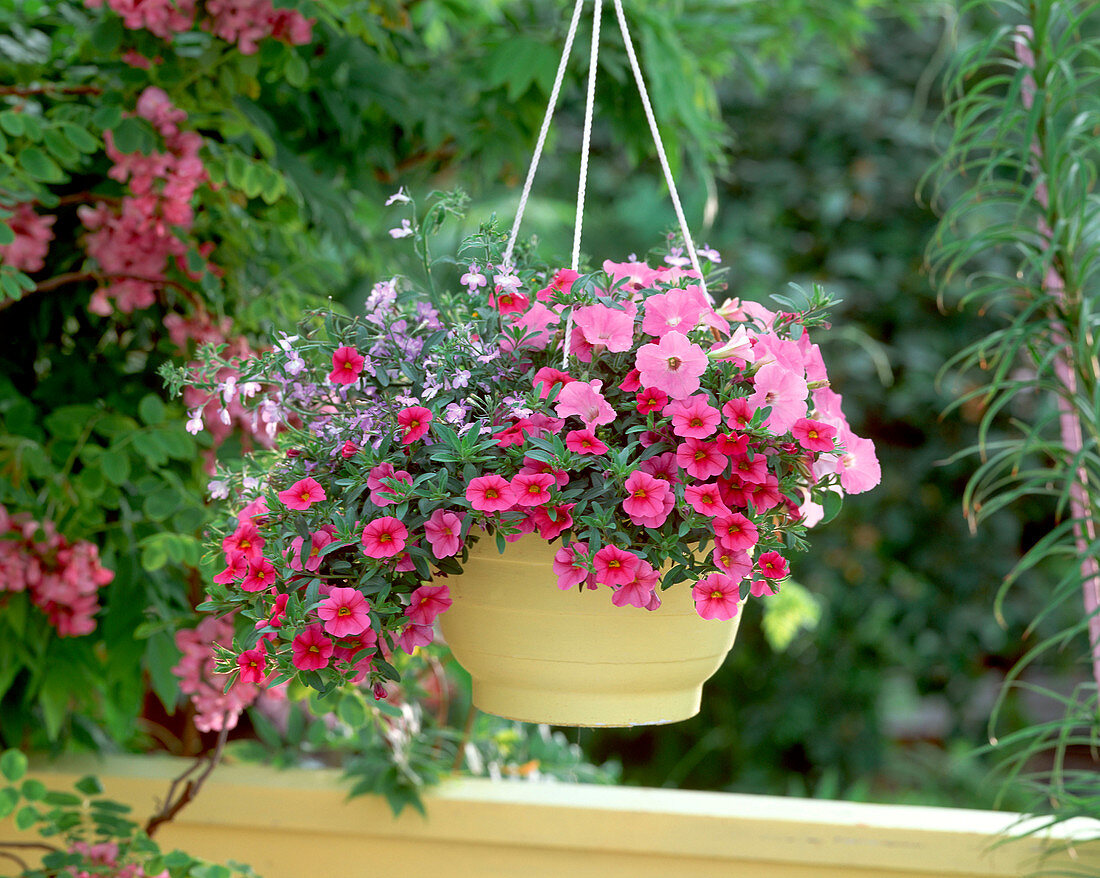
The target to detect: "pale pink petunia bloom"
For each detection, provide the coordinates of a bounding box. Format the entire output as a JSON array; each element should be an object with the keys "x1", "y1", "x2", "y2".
[
  {"x1": 277, "y1": 477, "x2": 326, "y2": 511},
  {"x1": 329, "y1": 346, "x2": 365, "y2": 385},
  {"x1": 635, "y1": 331, "x2": 709, "y2": 400},
  {"x1": 505, "y1": 302, "x2": 560, "y2": 351},
  {"x1": 565, "y1": 428, "x2": 608, "y2": 455},
  {"x1": 555, "y1": 379, "x2": 616, "y2": 429},
  {"x1": 466, "y1": 474, "x2": 518, "y2": 512},
  {"x1": 292, "y1": 624, "x2": 334, "y2": 671},
  {"x1": 667, "y1": 394, "x2": 721, "y2": 439},
  {"x1": 553, "y1": 542, "x2": 590, "y2": 589},
  {"x1": 750, "y1": 578, "x2": 778, "y2": 597},
  {"x1": 318, "y1": 586, "x2": 371, "y2": 638},
  {"x1": 405, "y1": 584, "x2": 453, "y2": 626},
  {"x1": 360, "y1": 516, "x2": 408, "y2": 558},
  {"x1": 593, "y1": 544, "x2": 640, "y2": 588},
  {"x1": 573, "y1": 303, "x2": 636, "y2": 352},
  {"x1": 749, "y1": 362, "x2": 808, "y2": 434},
  {"x1": 622, "y1": 471, "x2": 672, "y2": 520},
  {"x1": 641, "y1": 288, "x2": 708, "y2": 338},
  {"x1": 424, "y1": 509, "x2": 464, "y2": 558},
  {"x1": 834, "y1": 429, "x2": 881, "y2": 494},
  {"x1": 692, "y1": 572, "x2": 741, "y2": 621},
  {"x1": 709, "y1": 325, "x2": 757, "y2": 365}
]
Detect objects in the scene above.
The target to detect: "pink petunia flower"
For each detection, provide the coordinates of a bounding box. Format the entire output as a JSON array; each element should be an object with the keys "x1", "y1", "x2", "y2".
[
  {"x1": 318, "y1": 586, "x2": 372, "y2": 637},
  {"x1": 748, "y1": 476, "x2": 783, "y2": 513},
  {"x1": 555, "y1": 379, "x2": 616, "y2": 429},
  {"x1": 573, "y1": 303, "x2": 636, "y2": 352},
  {"x1": 750, "y1": 578, "x2": 778, "y2": 597},
  {"x1": 723, "y1": 397, "x2": 756, "y2": 430},
  {"x1": 529, "y1": 503, "x2": 574, "y2": 540},
  {"x1": 491, "y1": 287, "x2": 530, "y2": 315},
  {"x1": 611, "y1": 559, "x2": 660, "y2": 609},
  {"x1": 792, "y1": 418, "x2": 837, "y2": 453},
  {"x1": 553, "y1": 541, "x2": 590, "y2": 589},
  {"x1": 519, "y1": 456, "x2": 570, "y2": 488},
  {"x1": 619, "y1": 369, "x2": 642, "y2": 392},
  {"x1": 340, "y1": 440, "x2": 359, "y2": 459},
  {"x1": 240, "y1": 557, "x2": 278, "y2": 592},
  {"x1": 622, "y1": 471, "x2": 672, "y2": 520},
  {"x1": 692, "y1": 572, "x2": 741, "y2": 621},
  {"x1": 289, "y1": 529, "x2": 335, "y2": 573},
  {"x1": 667, "y1": 394, "x2": 721, "y2": 439},
  {"x1": 565, "y1": 428, "x2": 608, "y2": 455},
  {"x1": 405, "y1": 584, "x2": 453, "y2": 626},
  {"x1": 641, "y1": 287, "x2": 709, "y2": 338},
  {"x1": 367, "y1": 463, "x2": 413, "y2": 506},
  {"x1": 397, "y1": 406, "x2": 433, "y2": 444},
  {"x1": 635, "y1": 386, "x2": 669, "y2": 415},
  {"x1": 329, "y1": 346, "x2": 365, "y2": 385},
  {"x1": 730, "y1": 450, "x2": 769, "y2": 485},
  {"x1": 749, "y1": 362, "x2": 808, "y2": 434},
  {"x1": 676, "y1": 437, "x2": 728, "y2": 481},
  {"x1": 833, "y1": 430, "x2": 881, "y2": 494},
  {"x1": 756, "y1": 550, "x2": 789, "y2": 580},
  {"x1": 277, "y1": 477, "x2": 326, "y2": 511},
  {"x1": 465, "y1": 474, "x2": 518, "y2": 512},
  {"x1": 237, "y1": 646, "x2": 267, "y2": 683},
  {"x1": 424, "y1": 509, "x2": 464, "y2": 558},
  {"x1": 592, "y1": 544, "x2": 640, "y2": 588},
  {"x1": 292, "y1": 624, "x2": 334, "y2": 671},
  {"x1": 635, "y1": 331, "x2": 709, "y2": 400},
  {"x1": 511, "y1": 472, "x2": 554, "y2": 507},
  {"x1": 713, "y1": 513, "x2": 759, "y2": 551},
  {"x1": 684, "y1": 482, "x2": 730, "y2": 518},
  {"x1": 360, "y1": 516, "x2": 409, "y2": 558},
  {"x1": 397, "y1": 622, "x2": 434, "y2": 654},
  {"x1": 533, "y1": 366, "x2": 575, "y2": 399},
  {"x1": 212, "y1": 552, "x2": 248, "y2": 585},
  {"x1": 712, "y1": 547, "x2": 753, "y2": 579},
  {"x1": 535, "y1": 267, "x2": 580, "y2": 302}
]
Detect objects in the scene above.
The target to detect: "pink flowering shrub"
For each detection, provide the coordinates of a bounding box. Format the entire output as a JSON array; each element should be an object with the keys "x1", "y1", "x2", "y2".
[
  {"x1": 0, "y1": 504, "x2": 114, "y2": 638},
  {"x1": 181, "y1": 192, "x2": 880, "y2": 694}
]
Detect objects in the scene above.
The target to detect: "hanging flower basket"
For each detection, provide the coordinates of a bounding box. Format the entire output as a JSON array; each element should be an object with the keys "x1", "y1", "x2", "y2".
[
  {"x1": 440, "y1": 534, "x2": 740, "y2": 726},
  {"x1": 179, "y1": 0, "x2": 879, "y2": 729}
]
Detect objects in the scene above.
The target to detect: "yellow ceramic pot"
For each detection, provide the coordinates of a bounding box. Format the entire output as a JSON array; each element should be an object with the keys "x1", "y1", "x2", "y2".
[{"x1": 438, "y1": 534, "x2": 741, "y2": 727}]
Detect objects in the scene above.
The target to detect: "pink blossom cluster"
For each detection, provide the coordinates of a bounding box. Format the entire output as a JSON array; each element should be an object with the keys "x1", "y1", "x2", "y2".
[
  {"x1": 0, "y1": 505, "x2": 114, "y2": 637},
  {"x1": 194, "y1": 245, "x2": 880, "y2": 690},
  {"x1": 83, "y1": 0, "x2": 312, "y2": 53},
  {"x1": 171, "y1": 614, "x2": 260, "y2": 732},
  {"x1": 0, "y1": 202, "x2": 57, "y2": 272},
  {"x1": 79, "y1": 87, "x2": 206, "y2": 315},
  {"x1": 68, "y1": 841, "x2": 168, "y2": 878}
]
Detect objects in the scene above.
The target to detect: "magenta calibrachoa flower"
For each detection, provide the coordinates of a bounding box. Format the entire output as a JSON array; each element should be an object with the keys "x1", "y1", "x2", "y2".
[{"x1": 189, "y1": 207, "x2": 879, "y2": 697}]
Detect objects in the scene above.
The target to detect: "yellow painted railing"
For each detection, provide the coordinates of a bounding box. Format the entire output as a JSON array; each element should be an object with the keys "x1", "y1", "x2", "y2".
[{"x1": 5, "y1": 755, "x2": 1100, "y2": 878}]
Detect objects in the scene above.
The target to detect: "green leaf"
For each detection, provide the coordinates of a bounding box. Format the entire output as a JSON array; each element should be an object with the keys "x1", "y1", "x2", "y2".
[
  {"x1": 43, "y1": 127, "x2": 79, "y2": 165},
  {"x1": 89, "y1": 15, "x2": 122, "y2": 53},
  {"x1": 0, "y1": 112, "x2": 25, "y2": 137},
  {"x1": 0, "y1": 223, "x2": 13, "y2": 246},
  {"x1": 101, "y1": 449, "x2": 131, "y2": 485},
  {"x1": 141, "y1": 538, "x2": 169, "y2": 572},
  {"x1": 138, "y1": 394, "x2": 166, "y2": 426},
  {"x1": 0, "y1": 750, "x2": 27, "y2": 782},
  {"x1": 143, "y1": 487, "x2": 182, "y2": 521},
  {"x1": 337, "y1": 693, "x2": 367, "y2": 728},
  {"x1": 60, "y1": 122, "x2": 99, "y2": 154},
  {"x1": 19, "y1": 147, "x2": 65, "y2": 183},
  {"x1": 91, "y1": 105, "x2": 123, "y2": 131},
  {"x1": 74, "y1": 775, "x2": 103, "y2": 795},
  {"x1": 20, "y1": 779, "x2": 45, "y2": 801},
  {"x1": 110, "y1": 117, "x2": 154, "y2": 155},
  {"x1": 0, "y1": 787, "x2": 18, "y2": 818},
  {"x1": 14, "y1": 805, "x2": 37, "y2": 831}
]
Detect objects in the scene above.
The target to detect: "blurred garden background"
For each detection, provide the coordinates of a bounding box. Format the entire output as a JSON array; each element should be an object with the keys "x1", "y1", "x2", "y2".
[{"x1": 1, "y1": 0, "x2": 1097, "y2": 827}]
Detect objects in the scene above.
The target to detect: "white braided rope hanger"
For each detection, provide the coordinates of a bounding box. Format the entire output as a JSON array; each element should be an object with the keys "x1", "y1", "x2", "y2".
[{"x1": 502, "y1": 0, "x2": 708, "y2": 299}]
